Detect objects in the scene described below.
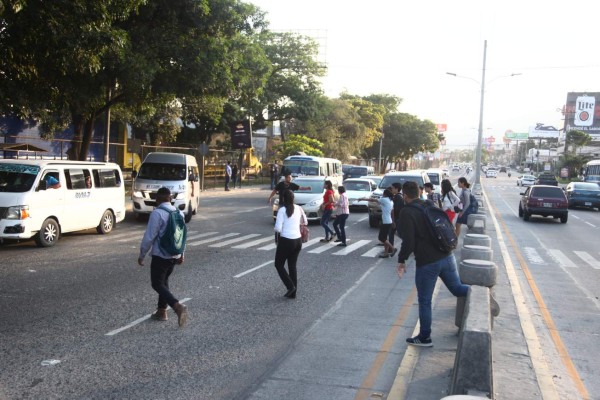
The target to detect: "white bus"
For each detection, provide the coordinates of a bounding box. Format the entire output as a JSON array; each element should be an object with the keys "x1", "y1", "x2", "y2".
[
  {"x1": 0, "y1": 160, "x2": 125, "y2": 247},
  {"x1": 281, "y1": 155, "x2": 343, "y2": 186},
  {"x1": 583, "y1": 159, "x2": 600, "y2": 184}
]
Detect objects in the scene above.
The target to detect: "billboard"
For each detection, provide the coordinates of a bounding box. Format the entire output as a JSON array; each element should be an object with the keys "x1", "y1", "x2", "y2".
[
  {"x1": 564, "y1": 92, "x2": 600, "y2": 140},
  {"x1": 528, "y1": 123, "x2": 560, "y2": 139},
  {"x1": 230, "y1": 120, "x2": 252, "y2": 149}
]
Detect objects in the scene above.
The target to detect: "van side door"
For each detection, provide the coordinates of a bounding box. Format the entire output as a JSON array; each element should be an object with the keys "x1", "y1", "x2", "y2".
[{"x1": 34, "y1": 169, "x2": 66, "y2": 231}]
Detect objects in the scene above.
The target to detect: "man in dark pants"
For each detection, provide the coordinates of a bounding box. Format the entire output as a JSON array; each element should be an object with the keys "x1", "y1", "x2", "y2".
[
  {"x1": 396, "y1": 181, "x2": 469, "y2": 346},
  {"x1": 388, "y1": 182, "x2": 404, "y2": 248},
  {"x1": 138, "y1": 187, "x2": 188, "y2": 327}
]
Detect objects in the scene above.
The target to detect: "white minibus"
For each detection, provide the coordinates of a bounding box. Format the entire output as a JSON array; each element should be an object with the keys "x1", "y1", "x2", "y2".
[
  {"x1": 0, "y1": 160, "x2": 126, "y2": 247},
  {"x1": 281, "y1": 155, "x2": 343, "y2": 187},
  {"x1": 131, "y1": 152, "x2": 200, "y2": 222}
]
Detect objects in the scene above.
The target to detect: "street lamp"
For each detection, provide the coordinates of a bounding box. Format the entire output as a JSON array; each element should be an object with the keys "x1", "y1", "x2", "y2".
[{"x1": 446, "y1": 40, "x2": 521, "y2": 185}]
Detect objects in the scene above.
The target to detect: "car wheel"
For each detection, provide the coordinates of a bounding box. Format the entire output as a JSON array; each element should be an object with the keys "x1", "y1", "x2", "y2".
[
  {"x1": 184, "y1": 202, "x2": 193, "y2": 223},
  {"x1": 523, "y1": 211, "x2": 530, "y2": 221},
  {"x1": 560, "y1": 214, "x2": 568, "y2": 224},
  {"x1": 518, "y1": 204, "x2": 523, "y2": 217},
  {"x1": 96, "y1": 210, "x2": 114, "y2": 234},
  {"x1": 35, "y1": 218, "x2": 60, "y2": 247},
  {"x1": 368, "y1": 214, "x2": 379, "y2": 228}
]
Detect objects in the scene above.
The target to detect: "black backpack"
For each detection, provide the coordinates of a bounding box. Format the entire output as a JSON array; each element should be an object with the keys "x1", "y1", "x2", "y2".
[
  {"x1": 408, "y1": 201, "x2": 457, "y2": 253},
  {"x1": 158, "y1": 205, "x2": 187, "y2": 256},
  {"x1": 469, "y1": 191, "x2": 479, "y2": 212}
]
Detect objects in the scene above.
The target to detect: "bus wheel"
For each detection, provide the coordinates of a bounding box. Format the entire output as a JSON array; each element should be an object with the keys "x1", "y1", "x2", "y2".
[
  {"x1": 35, "y1": 218, "x2": 60, "y2": 247},
  {"x1": 97, "y1": 210, "x2": 115, "y2": 234}
]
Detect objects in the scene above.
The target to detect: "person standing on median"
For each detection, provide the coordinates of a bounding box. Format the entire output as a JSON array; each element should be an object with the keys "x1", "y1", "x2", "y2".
[
  {"x1": 225, "y1": 161, "x2": 232, "y2": 191},
  {"x1": 396, "y1": 181, "x2": 469, "y2": 347},
  {"x1": 138, "y1": 187, "x2": 188, "y2": 327}
]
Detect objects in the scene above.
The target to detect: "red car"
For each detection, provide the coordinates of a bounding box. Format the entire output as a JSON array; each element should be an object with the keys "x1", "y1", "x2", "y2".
[{"x1": 518, "y1": 185, "x2": 568, "y2": 223}]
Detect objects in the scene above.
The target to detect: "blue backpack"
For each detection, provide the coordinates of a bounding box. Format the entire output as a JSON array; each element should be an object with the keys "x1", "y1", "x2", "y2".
[
  {"x1": 158, "y1": 205, "x2": 187, "y2": 256},
  {"x1": 408, "y1": 201, "x2": 457, "y2": 253},
  {"x1": 469, "y1": 192, "x2": 479, "y2": 212}
]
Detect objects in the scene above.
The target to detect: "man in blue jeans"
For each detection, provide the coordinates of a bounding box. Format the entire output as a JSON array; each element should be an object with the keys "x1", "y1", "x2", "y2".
[{"x1": 396, "y1": 181, "x2": 470, "y2": 347}]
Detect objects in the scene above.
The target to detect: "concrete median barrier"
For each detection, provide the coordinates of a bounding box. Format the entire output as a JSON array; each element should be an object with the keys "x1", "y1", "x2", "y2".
[
  {"x1": 458, "y1": 259, "x2": 497, "y2": 287},
  {"x1": 463, "y1": 234, "x2": 491, "y2": 247},
  {"x1": 461, "y1": 245, "x2": 492, "y2": 262},
  {"x1": 451, "y1": 286, "x2": 494, "y2": 398},
  {"x1": 467, "y1": 214, "x2": 486, "y2": 229}
]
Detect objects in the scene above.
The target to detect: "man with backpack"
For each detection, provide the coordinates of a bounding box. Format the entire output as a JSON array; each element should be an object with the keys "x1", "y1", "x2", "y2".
[
  {"x1": 396, "y1": 181, "x2": 469, "y2": 347},
  {"x1": 138, "y1": 187, "x2": 188, "y2": 328}
]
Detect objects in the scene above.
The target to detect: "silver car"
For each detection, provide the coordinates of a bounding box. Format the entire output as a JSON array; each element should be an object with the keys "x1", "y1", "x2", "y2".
[
  {"x1": 272, "y1": 176, "x2": 332, "y2": 221},
  {"x1": 517, "y1": 174, "x2": 536, "y2": 187}
]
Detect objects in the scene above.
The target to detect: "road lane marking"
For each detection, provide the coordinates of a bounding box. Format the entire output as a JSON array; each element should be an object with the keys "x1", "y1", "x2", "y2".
[
  {"x1": 524, "y1": 247, "x2": 546, "y2": 264},
  {"x1": 331, "y1": 240, "x2": 371, "y2": 255},
  {"x1": 488, "y1": 189, "x2": 587, "y2": 399},
  {"x1": 361, "y1": 247, "x2": 383, "y2": 258},
  {"x1": 548, "y1": 249, "x2": 578, "y2": 268},
  {"x1": 307, "y1": 242, "x2": 338, "y2": 254},
  {"x1": 209, "y1": 234, "x2": 261, "y2": 248},
  {"x1": 232, "y1": 236, "x2": 274, "y2": 249},
  {"x1": 584, "y1": 221, "x2": 595, "y2": 228},
  {"x1": 258, "y1": 242, "x2": 277, "y2": 250},
  {"x1": 186, "y1": 232, "x2": 218, "y2": 241},
  {"x1": 187, "y1": 233, "x2": 239, "y2": 247},
  {"x1": 234, "y1": 261, "x2": 273, "y2": 278},
  {"x1": 574, "y1": 251, "x2": 600, "y2": 269},
  {"x1": 105, "y1": 298, "x2": 191, "y2": 336}
]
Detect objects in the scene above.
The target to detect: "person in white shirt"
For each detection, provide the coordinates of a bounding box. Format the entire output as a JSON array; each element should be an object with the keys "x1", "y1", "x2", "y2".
[
  {"x1": 332, "y1": 186, "x2": 350, "y2": 246},
  {"x1": 274, "y1": 189, "x2": 308, "y2": 299}
]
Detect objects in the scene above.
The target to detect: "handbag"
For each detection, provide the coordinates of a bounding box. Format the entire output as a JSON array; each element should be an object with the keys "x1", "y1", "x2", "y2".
[{"x1": 300, "y1": 224, "x2": 310, "y2": 243}]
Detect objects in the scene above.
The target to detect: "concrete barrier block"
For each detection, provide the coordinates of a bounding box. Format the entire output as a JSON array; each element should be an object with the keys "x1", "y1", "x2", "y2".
[
  {"x1": 461, "y1": 245, "x2": 492, "y2": 262},
  {"x1": 441, "y1": 395, "x2": 489, "y2": 399},
  {"x1": 451, "y1": 286, "x2": 494, "y2": 398},
  {"x1": 455, "y1": 296, "x2": 467, "y2": 328},
  {"x1": 459, "y1": 259, "x2": 497, "y2": 287},
  {"x1": 468, "y1": 219, "x2": 485, "y2": 234},
  {"x1": 467, "y1": 214, "x2": 486, "y2": 229},
  {"x1": 464, "y1": 234, "x2": 491, "y2": 247}
]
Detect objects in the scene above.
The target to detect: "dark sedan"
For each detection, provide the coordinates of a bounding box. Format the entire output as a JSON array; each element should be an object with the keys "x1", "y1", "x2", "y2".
[
  {"x1": 519, "y1": 185, "x2": 568, "y2": 223},
  {"x1": 535, "y1": 173, "x2": 558, "y2": 186},
  {"x1": 565, "y1": 182, "x2": 600, "y2": 210}
]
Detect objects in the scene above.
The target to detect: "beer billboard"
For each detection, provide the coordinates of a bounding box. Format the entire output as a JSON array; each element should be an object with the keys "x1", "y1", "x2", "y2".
[{"x1": 564, "y1": 92, "x2": 600, "y2": 140}]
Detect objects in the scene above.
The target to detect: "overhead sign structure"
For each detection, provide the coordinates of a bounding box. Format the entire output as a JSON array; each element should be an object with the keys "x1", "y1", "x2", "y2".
[
  {"x1": 528, "y1": 123, "x2": 560, "y2": 139},
  {"x1": 564, "y1": 92, "x2": 600, "y2": 140},
  {"x1": 230, "y1": 120, "x2": 252, "y2": 149},
  {"x1": 504, "y1": 131, "x2": 528, "y2": 140}
]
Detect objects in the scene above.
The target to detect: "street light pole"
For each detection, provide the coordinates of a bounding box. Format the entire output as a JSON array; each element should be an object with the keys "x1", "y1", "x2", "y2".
[
  {"x1": 378, "y1": 134, "x2": 384, "y2": 174},
  {"x1": 474, "y1": 40, "x2": 487, "y2": 185}
]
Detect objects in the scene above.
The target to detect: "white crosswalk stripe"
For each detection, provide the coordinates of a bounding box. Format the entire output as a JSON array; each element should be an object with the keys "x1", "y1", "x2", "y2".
[
  {"x1": 308, "y1": 242, "x2": 339, "y2": 254},
  {"x1": 332, "y1": 240, "x2": 371, "y2": 255},
  {"x1": 187, "y1": 233, "x2": 239, "y2": 247},
  {"x1": 548, "y1": 249, "x2": 578, "y2": 268},
  {"x1": 187, "y1": 232, "x2": 219, "y2": 241},
  {"x1": 574, "y1": 251, "x2": 600, "y2": 270},
  {"x1": 361, "y1": 247, "x2": 384, "y2": 258},
  {"x1": 210, "y1": 234, "x2": 262, "y2": 248},
  {"x1": 232, "y1": 236, "x2": 274, "y2": 249},
  {"x1": 524, "y1": 247, "x2": 546, "y2": 264}
]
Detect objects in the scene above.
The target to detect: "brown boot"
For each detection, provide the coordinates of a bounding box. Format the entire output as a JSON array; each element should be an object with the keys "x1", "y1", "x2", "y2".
[
  {"x1": 172, "y1": 302, "x2": 188, "y2": 327},
  {"x1": 151, "y1": 308, "x2": 168, "y2": 321}
]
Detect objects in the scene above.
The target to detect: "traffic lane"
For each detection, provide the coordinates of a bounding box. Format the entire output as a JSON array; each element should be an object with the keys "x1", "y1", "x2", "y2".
[
  {"x1": 0, "y1": 195, "x2": 401, "y2": 399},
  {"x1": 485, "y1": 181, "x2": 600, "y2": 397}
]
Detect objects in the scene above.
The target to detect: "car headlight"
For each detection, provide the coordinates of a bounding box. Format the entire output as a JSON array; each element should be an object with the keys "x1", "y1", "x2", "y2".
[
  {"x1": 307, "y1": 199, "x2": 321, "y2": 207},
  {"x1": 132, "y1": 191, "x2": 143, "y2": 198},
  {"x1": 6, "y1": 205, "x2": 30, "y2": 220},
  {"x1": 174, "y1": 192, "x2": 185, "y2": 200}
]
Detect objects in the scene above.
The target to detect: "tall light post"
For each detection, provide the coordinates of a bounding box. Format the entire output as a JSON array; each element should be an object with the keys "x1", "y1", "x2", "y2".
[
  {"x1": 378, "y1": 133, "x2": 384, "y2": 174},
  {"x1": 447, "y1": 40, "x2": 521, "y2": 185}
]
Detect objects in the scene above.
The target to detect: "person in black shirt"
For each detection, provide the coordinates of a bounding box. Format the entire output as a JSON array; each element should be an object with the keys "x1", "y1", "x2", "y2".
[
  {"x1": 388, "y1": 182, "x2": 404, "y2": 248},
  {"x1": 268, "y1": 172, "x2": 310, "y2": 205},
  {"x1": 396, "y1": 181, "x2": 469, "y2": 347}
]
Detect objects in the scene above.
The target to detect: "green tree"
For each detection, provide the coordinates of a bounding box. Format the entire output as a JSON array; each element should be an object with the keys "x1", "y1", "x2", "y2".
[
  {"x1": 566, "y1": 130, "x2": 592, "y2": 154},
  {"x1": 273, "y1": 134, "x2": 323, "y2": 158}
]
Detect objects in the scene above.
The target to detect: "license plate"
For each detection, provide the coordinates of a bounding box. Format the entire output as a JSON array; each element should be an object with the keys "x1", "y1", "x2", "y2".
[
  {"x1": 585, "y1": 202, "x2": 592, "y2": 206},
  {"x1": 543, "y1": 203, "x2": 553, "y2": 207}
]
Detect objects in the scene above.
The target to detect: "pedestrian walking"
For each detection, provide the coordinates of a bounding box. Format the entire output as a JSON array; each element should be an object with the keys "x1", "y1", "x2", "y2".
[
  {"x1": 360, "y1": 188, "x2": 396, "y2": 258},
  {"x1": 319, "y1": 180, "x2": 336, "y2": 242},
  {"x1": 137, "y1": 187, "x2": 188, "y2": 327},
  {"x1": 440, "y1": 178, "x2": 461, "y2": 225},
  {"x1": 396, "y1": 181, "x2": 470, "y2": 346},
  {"x1": 274, "y1": 189, "x2": 308, "y2": 299},
  {"x1": 225, "y1": 161, "x2": 232, "y2": 191},
  {"x1": 270, "y1": 163, "x2": 279, "y2": 190},
  {"x1": 455, "y1": 177, "x2": 474, "y2": 236},
  {"x1": 231, "y1": 163, "x2": 239, "y2": 189},
  {"x1": 332, "y1": 185, "x2": 349, "y2": 246},
  {"x1": 423, "y1": 182, "x2": 442, "y2": 208},
  {"x1": 268, "y1": 172, "x2": 310, "y2": 205},
  {"x1": 389, "y1": 182, "x2": 404, "y2": 247}
]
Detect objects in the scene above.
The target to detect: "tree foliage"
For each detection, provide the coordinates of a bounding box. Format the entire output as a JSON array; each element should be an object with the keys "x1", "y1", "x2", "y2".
[
  {"x1": 273, "y1": 134, "x2": 323, "y2": 158},
  {"x1": 566, "y1": 130, "x2": 592, "y2": 154}
]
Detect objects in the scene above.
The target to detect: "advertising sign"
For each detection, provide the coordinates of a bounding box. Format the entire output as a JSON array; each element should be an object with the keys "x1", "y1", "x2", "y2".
[
  {"x1": 230, "y1": 120, "x2": 252, "y2": 149},
  {"x1": 528, "y1": 123, "x2": 560, "y2": 139},
  {"x1": 504, "y1": 131, "x2": 528, "y2": 140},
  {"x1": 564, "y1": 92, "x2": 600, "y2": 140},
  {"x1": 436, "y1": 123, "x2": 447, "y2": 132}
]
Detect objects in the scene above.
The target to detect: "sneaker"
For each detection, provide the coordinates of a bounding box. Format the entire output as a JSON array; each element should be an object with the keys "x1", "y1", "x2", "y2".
[
  {"x1": 378, "y1": 253, "x2": 390, "y2": 258},
  {"x1": 406, "y1": 336, "x2": 433, "y2": 347},
  {"x1": 334, "y1": 239, "x2": 342, "y2": 243},
  {"x1": 328, "y1": 234, "x2": 337, "y2": 242},
  {"x1": 390, "y1": 247, "x2": 398, "y2": 257},
  {"x1": 320, "y1": 238, "x2": 329, "y2": 242},
  {"x1": 337, "y1": 243, "x2": 347, "y2": 247}
]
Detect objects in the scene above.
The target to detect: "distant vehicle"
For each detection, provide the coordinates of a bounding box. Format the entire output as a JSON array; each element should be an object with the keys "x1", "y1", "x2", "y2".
[
  {"x1": 342, "y1": 164, "x2": 354, "y2": 180},
  {"x1": 582, "y1": 160, "x2": 600, "y2": 184},
  {"x1": 499, "y1": 166, "x2": 507, "y2": 173},
  {"x1": 535, "y1": 173, "x2": 558, "y2": 186},
  {"x1": 441, "y1": 168, "x2": 449, "y2": 177},
  {"x1": 523, "y1": 167, "x2": 531, "y2": 173},
  {"x1": 565, "y1": 182, "x2": 600, "y2": 210},
  {"x1": 282, "y1": 155, "x2": 343, "y2": 187},
  {"x1": 425, "y1": 169, "x2": 444, "y2": 194},
  {"x1": 367, "y1": 170, "x2": 430, "y2": 228},
  {"x1": 343, "y1": 178, "x2": 377, "y2": 211},
  {"x1": 359, "y1": 175, "x2": 382, "y2": 187},
  {"x1": 485, "y1": 169, "x2": 497, "y2": 178},
  {"x1": 519, "y1": 185, "x2": 568, "y2": 223},
  {"x1": 517, "y1": 175, "x2": 536, "y2": 187},
  {"x1": 272, "y1": 176, "x2": 332, "y2": 222},
  {"x1": 452, "y1": 164, "x2": 460, "y2": 172},
  {"x1": 345, "y1": 165, "x2": 375, "y2": 180}
]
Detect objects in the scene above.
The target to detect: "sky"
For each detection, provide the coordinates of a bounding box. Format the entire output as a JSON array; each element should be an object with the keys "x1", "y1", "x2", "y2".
[{"x1": 250, "y1": 0, "x2": 600, "y2": 148}]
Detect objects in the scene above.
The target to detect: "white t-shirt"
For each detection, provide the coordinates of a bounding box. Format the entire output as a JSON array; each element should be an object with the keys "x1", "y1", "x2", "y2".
[
  {"x1": 441, "y1": 191, "x2": 460, "y2": 211},
  {"x1": 274, "y1": 206, "x2": 308, "y2": 239}
]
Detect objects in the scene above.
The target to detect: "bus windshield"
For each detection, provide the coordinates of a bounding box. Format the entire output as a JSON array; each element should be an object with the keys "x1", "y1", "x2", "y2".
[
  {"x1": 282, "y1": 160, "x2": 320, "y2": 176},
  {"x1": 0, "y1": 164, "x2": 40, "y2": 193},
  {"x1": 584, "y1": 160, "x2": 600, "y2": 183},
  {"x1": 137, "y1": 163, "x2": 186, "y2": 181}
]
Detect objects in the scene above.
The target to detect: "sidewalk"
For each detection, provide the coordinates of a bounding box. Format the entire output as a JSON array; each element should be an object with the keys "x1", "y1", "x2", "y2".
[{"x1": 388, "y1": 204, "x2": 542, "y2": 399}]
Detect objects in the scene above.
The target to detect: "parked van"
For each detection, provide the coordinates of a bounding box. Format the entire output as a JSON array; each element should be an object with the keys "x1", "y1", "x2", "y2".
[
  {"x1": 345, "y1": 165, "x2": 375, "y2": 180},
  {"x1": 132, "y1": 152, "x2": 200, "y2": 222},
  {"x1": 0, "y1": 160, "x2": 125, "y2": 247}
]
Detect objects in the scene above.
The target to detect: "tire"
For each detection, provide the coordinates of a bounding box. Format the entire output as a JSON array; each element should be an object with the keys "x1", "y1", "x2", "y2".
[
  {"x1": 184, "y1": 202, "x2": 193, "y2": 223},
  {"x1": 523, "y1": 212, "x2": 530, "y2": 221},
  {"x1": 518, "y1": 205, "x2": 523, "y2": 217},
  {"x1": 560, "y1": 214, "x2": 568, "y2": 224},
  {"x1": 368, "y1": 214, "x2": 379, "y2": 228},
  {"x1": 96, "y1": 210, "x2": 114, "y2": 234},
  {"x1": 35, "y1": 218, "x2": 60, "y2": 247}
]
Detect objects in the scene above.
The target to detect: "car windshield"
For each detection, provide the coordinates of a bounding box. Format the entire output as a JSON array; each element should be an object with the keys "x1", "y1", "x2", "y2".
[
  {"x1": 348, "y1": 167, "x2": 367, "y2": 175},
  {"x1": 379, "y1": 175, "x2": 424, "y2": 189},
  {"x1": 0, "y1": 164, "x2": 40, "y2": 193},
  {"x1": 137, "y1": 162, "x2": 186, "y2": 181},
  {"x1": 344, "y1": 181, "x2": 372, "y2": 191},
  {"x1": 531, "y1": 187, "x2": 564, "y2": 198},
  {"x1": 427, "y1": 173, "x2": 440, "y2": 185},
  {"x1": 294, "y1": 180, "x2": 324, "y2": 194},
  {"x1": 523, "y1": 175, "x2": 535, "y2": 180},
  {"x1": 573, "y1": 183, "x2": 600, "y2": 191}
]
